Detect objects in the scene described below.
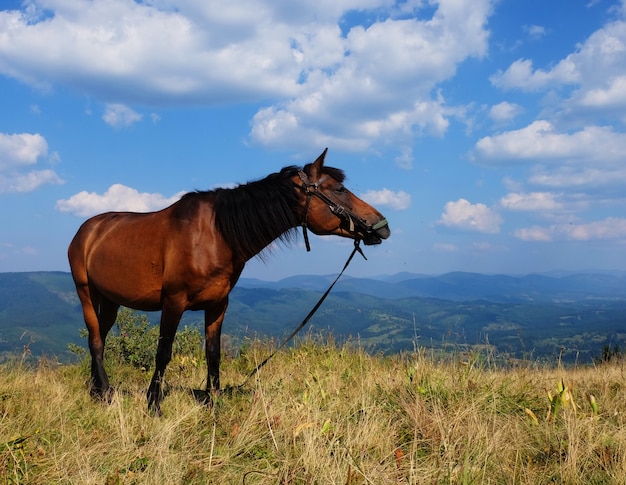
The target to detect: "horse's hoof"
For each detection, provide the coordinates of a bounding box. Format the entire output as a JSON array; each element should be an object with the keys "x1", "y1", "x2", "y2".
[
  {"x1": 148, "y1": 404, "x2": 162, "y2": 417},
  {"x1": 90, "y1": 386, "x2": 114, "y2": 403}
]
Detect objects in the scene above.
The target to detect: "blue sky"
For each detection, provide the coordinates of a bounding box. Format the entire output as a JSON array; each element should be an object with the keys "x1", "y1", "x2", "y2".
[{"x1": 1, "y1": 0, "x2": 626, "y2": 280}]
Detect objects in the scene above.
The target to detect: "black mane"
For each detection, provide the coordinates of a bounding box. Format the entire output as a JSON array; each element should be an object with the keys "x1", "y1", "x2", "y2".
[
  {"x1": 212, "y1": 166, "x2": 301, "y2": 259},
  {"x1": 177, "y1": 164, "x2": 346, "y2": 260}
]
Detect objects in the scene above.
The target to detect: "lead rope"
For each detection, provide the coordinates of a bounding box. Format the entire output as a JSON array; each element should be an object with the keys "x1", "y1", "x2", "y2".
[{"x1": 237, "y1": 239, "x2": 367, "y2": 390}]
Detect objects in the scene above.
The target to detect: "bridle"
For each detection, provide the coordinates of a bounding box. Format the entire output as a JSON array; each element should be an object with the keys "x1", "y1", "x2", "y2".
[{"x1": 295, "y1": 170, "x2": 388, "y2": 252}]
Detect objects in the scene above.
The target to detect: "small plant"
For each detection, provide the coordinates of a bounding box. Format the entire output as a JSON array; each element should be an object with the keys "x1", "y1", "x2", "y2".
[
  {"x1": 105, "y1": 309, "x2": 158, "y2": 370},
  {"x1": 1, "y1": 432, "x2": 40, "y2": 484},
  {"x1": 525, "y1": 378, "x2": 599, "y2": 424},
  {"x1": 547, "y1": 378, "x2": 577, "y2": 421},
  {"x1": 596, "y1": 343, "x2": 622, "y2": 364},
  {"x1": 68, "y1": 308, "x2": 204, "y2": 370}
]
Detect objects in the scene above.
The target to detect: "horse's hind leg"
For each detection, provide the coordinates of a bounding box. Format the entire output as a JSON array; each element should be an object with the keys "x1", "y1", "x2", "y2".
[
  {"x1": 77, "y1": 284, "x2": 119, "y2": 401},
  {"x1": 94, "y1": 296, "x2": 119, "y2": 399}
]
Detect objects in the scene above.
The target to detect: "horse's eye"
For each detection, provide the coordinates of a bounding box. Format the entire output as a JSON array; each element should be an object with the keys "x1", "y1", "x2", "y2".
[{"x1": 335, "y1": 185, "x2": 346, "y2": 193}]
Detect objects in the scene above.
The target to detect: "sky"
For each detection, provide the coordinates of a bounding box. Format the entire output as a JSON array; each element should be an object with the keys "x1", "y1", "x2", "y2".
[{"x1": 1, "y1": 0, "x2": 626, "y2": 280}]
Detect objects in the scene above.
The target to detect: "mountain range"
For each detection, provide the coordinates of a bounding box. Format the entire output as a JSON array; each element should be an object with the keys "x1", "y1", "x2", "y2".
[
  {"x1": 1, "y1": 271, "x2": 625, "y2": 364},
  {"x1": 238, "y1": 271, "x2": 626, "y2": 302}
]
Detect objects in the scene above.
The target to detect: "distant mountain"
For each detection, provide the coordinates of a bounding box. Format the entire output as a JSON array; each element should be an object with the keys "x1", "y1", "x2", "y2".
[
  {"x1": 0, "y1": 272, "x2": 83, "y2": 360},
  {"x1": 2, "y1": 271, "x2": 626, "y2": 363},
  {"x1": 238, "y1": 271, "x2": 626, "y2": 303}
]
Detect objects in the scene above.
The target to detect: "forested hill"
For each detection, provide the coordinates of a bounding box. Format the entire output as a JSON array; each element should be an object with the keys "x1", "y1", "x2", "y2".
[{"x1": 1, "y1": 271, "x2": 625, "y2": 363}]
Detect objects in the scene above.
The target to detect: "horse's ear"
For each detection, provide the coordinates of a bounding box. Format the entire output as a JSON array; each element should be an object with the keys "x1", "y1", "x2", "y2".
[{"x1": 309, "y1": 148, "x2": 328, "y2": 180}]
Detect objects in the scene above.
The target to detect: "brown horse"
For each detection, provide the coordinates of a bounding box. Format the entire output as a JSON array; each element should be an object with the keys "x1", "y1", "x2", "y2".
[{"x1": 68, "y1": 149, "x2": 390, "y2": 413}]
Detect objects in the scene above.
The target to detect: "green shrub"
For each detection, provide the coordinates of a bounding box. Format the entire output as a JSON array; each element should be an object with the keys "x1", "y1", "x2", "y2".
[{"x1": 68, "y1": 308, "x2": 204, "y2": 370}]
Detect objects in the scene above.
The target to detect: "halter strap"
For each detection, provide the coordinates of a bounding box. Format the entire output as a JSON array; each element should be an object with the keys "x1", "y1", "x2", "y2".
[
  {"x1": 295, "y1": 170, "x2": 387, "y2": 252},
  {"x1": 239, "y1": 238, "x2": 365, "y2": 387},
  {"x1": 298, "y1": 171, "x2": 331, "y2": 252}
]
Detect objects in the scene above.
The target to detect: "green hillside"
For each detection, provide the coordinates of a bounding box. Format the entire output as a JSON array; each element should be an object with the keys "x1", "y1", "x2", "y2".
[
  {"x1": 1, "y1": 271, "x2": 625, "y2": 364},
  {"x1": 0, "y1": 272, "x2": 83, "y2": 360}
]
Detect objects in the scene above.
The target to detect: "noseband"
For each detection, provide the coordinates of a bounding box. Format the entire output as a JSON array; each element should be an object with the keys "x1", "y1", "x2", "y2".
[{"x1": 295, "y1": 170, "x2": 388, "y2": 252}]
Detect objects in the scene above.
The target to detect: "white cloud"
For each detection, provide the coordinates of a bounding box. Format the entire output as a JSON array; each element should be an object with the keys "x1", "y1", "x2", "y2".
[
  {"x1": 473, "y1": 120, "x2": 626, "y2": 190},
  {"x1": 513, "y1": 226, "x2": 553, "y2": 242},
  {"x1": 434, "y1": 242, "x2": 458, "y2": 252},
  {"x1": 514, "y1": 217, "x2": 626, "y2": 242},
  {"x1": 500, "y1": 192, "x2": 563, "y2": 212},
  {"x1": 488, "y1": 101, "x2": 523, "y2": 123},
  {"x1": 524, "y1": 24, "x2": 547, "y2": 41},
  {"x1": 564, "y1": 217, "x2": 626, "y2": 240},
  {"x1": 0, "y1": 170, "x2": 63, "y2": 193},
  {"x1": 491, "y1": 16, "x2": 626, "y2": 120},
  {"x1": 360, "y1": 188, "x2": 411, "y2": 211},
  {"x1": 56, "y1": 184, "x2": 185, "y2": 217},
  {"x1": 474, "y1": 121, "x2": 626, "y2": 164},
  {"x1": 249, "y1": 0, "x2": 492, "y2": 150},
  {"x1": 0, "y1": 242, "x2": 38, "y2": 263},
  {"x1": 437, "y1": 198, "x2": 502, "y2": 233},
  {"x1": 576, "y1": 75, "x2": 626, "y2": 108},
  {"x1": 528, "y1": 166, "x2": 626, "y2": 188},
  {"x1": 0, "y1": 0, "x2": 493, "y2": 152},
  {"x1": 0, "y1": 132, "x2": 63, "y2": 193},
  {"x1": 490, "y1": 58, "x2": 578, "y2": 92},
  {"x1": 103, "y1": 103, "x2": 143, "y2": 128},
  {"x1": 481, "y1": 9, "x2": 626, "y2": 207},
  {"x1": 472, "y1": 241, "x2": 496, "y2": 252},
  {"x1": 0, "y1": 133, "x2": 48, "y2": 169},
  {"x1": 394, "y1": 147, "x2": 414, "y2": 170}
]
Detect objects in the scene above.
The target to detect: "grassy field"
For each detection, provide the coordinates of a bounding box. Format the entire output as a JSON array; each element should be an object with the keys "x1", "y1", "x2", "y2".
[{"x1": 2, "y1": 337, "x2": 626, "y2": 484}]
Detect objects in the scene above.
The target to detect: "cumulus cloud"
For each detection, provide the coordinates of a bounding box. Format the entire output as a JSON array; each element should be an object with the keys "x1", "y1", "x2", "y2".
[
  {"x1": 514, "y1": 226, "x2": 553, "y2": 242},
  {"x1": 488, "y1": 101, "x2": 523, "y2": 123},
  {"x1": 437, "y1": 198, "x2": 502, "y2": 234},
  {"x1": 577, "y1": 75, "x2": 626, "y2": 108},
  {"x1": 515, "y1": 217, "x2": 626, "y2": 242},
  {"x1": 499, "y1": 192, "x2": 563, "y2": 212},
  {"x1": 0, "y1": 170, "x2": 63, "y2": 193},
  {"x1": 360, "y1": 188, "x2": 411, "y2": 211},
  {"x1": 0, "y1": 132, "x2": 48, "y2": 169},
  {"x1": 474, "y1": 121, "x2": 626, "y2": 163},
  {"x1": 249, "y1": 0, "x2": 491, "y2": 151},
  {"x1": 524, "y1": 24, "x2": 547, "y2": 41},
  {"x1": 491, "y1": 14, "x2": 626, "y2": 118},
  {"x1": 103, "y1": 104, "x2": 143, "y2": 128},
  {"x1": 56, "y1": 184, "x2": 185, "y2": 217},
  {"x1": 0, "y1": 132, "x2": 63, "y2": 193},
  {"x1": 394, "y1": 147, "x2": 414, "y2": 170},
  {"x1": 490, "y1": 58, "x2": 578, "y2": 92},
  {"x1": 528, "y1": 166, "x2": 626, "y2": 188},
  {"x1": 0, "y1": 0, "x2": 493, "y2": 152},
  {"x1": 480, "y1": 7, "x2": 626, "y2": 211},
  {"x1": 472, "y1": 120, "x2": 626, "y2": 189},
  {"x1": 434, "y1": 242, "x2": 458, "y2": 252}
]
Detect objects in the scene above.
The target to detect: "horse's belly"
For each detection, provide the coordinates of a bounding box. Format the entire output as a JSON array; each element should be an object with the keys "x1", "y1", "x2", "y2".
[{"x1": 94, "y1": 272, "x2": 164, "y2": 311}]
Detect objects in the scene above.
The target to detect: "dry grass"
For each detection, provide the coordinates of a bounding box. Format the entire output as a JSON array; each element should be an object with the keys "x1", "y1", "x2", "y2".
[{"x1": 2, "y1": 339, "x2": 626, "y2": 484}]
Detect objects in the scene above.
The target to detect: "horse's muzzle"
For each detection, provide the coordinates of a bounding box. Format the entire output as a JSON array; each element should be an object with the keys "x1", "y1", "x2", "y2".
[{"x1": 362, "y1": 220, "x2": 390, "y2": 245}]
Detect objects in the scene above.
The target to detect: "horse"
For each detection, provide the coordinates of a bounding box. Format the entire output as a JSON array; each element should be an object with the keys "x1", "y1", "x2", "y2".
[{"x1": 68, "y1": 148, "x2": 390, "y2": 413}]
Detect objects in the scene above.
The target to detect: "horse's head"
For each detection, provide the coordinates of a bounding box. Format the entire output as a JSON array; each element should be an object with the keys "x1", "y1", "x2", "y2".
[{"x1": 294, "y1": 149, "x2": 391, "y2": 246}]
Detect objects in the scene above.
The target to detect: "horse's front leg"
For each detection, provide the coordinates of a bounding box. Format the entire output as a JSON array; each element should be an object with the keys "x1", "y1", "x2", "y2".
[
  {"x1": 147, "y1": 299, "x2": 184, "y2": 415},
  {"x1": 205, "y1": 299, "x2": 228, "y2": 394}
]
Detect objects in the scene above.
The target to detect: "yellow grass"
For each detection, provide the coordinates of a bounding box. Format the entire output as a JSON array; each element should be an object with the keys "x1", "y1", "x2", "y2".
[{"x1": 2, "y1": 339, "x2": 626, "y2": 484}]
